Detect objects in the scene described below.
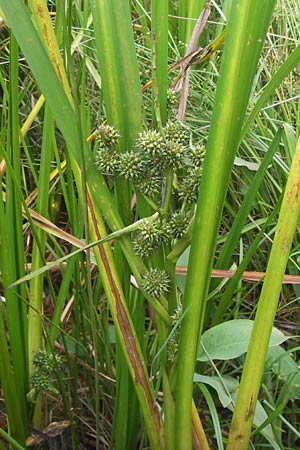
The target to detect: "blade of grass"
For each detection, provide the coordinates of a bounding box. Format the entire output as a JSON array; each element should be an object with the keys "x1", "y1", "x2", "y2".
[
  {"x1": 212, "y1": 201, "x2": 281, "y2": 326},
  {"x1": 226, "y1": 136, "x2": 300, "y2": 450},
  {"x1": 0, "y1": 3, "x2": 166, "y2": 447},
  {"x1": 0, "y1": 424, "x2": 26, "y2": 450},
  {"x1": 0, "y1": 33, "x2": 29, "y2": 444},
  {"x1": 196, "y1": 383, "x2": 224, "y2": 450},
  {"x1": 87, "y1": 194, "x2": 165, "y2": 450},
  {"x1": 0, "y1": 302, "x2": 27, "y2": 446},
  {"x1": 213, "y1": 129, "x2": 282, "y2": 280},
  {"x1": 28, "y1": 0, "x2": 74, "y2": 107},
  {"x1": 175, "y1": 2, "x2": 276, "y2": 448},
  {"x1": 92, "y1": 0, "x2": 143, "y2": 147},
  {"x1": 241, "y1": 44, "x2": 300, "y2": 141},
  {"x1": 177, "y1": 0, "x2": 187, "y2": 46}
]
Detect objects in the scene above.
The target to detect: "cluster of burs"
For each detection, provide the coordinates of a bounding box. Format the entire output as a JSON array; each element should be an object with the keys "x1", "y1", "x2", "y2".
[
  {"x1": 94, "y1": 119, "x2": 205, "y2": 362},
  {"x1": 94, "y1": 120, "x2": 205, "y2": 260},
  {"x1": 28, "y1": 351, "x2": 62, "y2": 400}
]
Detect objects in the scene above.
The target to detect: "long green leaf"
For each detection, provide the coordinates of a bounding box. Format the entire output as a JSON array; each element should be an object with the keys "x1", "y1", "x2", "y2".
[
  {"x1": 151, "y1": 0, "x2": 168, "y2": 125},
  {"x1": 91, "y1": 4, "x2": 145, "y2": 446},
  {"x1": 175, "y1": 2, "x2": 276, "y2": 449},
  {"x1": 185, "y1": 0, "x2": 206, "y2": 44},
  {"x1": 0, "y1": 34, "x2": 29, "y2": 444},
  {"x1": 0, "y1": 303, "x2": 27, "y2": 445}
]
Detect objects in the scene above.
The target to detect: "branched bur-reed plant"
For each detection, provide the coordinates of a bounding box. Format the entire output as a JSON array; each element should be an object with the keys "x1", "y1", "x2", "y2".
[
  {"x1": 1, "y1": 1, "x2": 300, "y2": 450},
  {"x1": 95, "y1": 119, "x2": 202, "y2": 221},
  {"x1": 94, "y1": 117, "x2": 204, "y2": 297}
]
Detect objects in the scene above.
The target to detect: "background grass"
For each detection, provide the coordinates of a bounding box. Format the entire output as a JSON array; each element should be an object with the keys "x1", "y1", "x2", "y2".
[{"x1": 0, "y1": 1, "x2": 300, "y2": 449}]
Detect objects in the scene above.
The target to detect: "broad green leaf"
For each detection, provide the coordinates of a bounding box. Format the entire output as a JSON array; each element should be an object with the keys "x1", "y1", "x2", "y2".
[
  {"x1": 193, "y1": 374, "x2": 238, "y2": 408},
  {"x1": 197, "y1": 319, "x2": 289, "y2": 362}
]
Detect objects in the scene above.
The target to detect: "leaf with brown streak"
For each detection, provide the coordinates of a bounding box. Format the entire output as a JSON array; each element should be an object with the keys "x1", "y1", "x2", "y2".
[{"x1": 87, "y1": 192, "x2": 164, "y2": 449}]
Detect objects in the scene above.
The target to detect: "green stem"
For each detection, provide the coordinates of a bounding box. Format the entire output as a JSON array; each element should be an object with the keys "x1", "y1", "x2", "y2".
[
  {"x1": 29, "y1": 106, "x2": 54, "y2": 428},
  {"x1": 174, "y1": 2, "x2": 276, "y2": 448},
  {"x1": 151, "y1": 0, "x2": 168, "y2": 125}
]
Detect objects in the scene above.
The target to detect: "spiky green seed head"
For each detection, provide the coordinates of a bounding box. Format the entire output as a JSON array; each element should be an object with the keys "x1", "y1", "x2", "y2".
[
  {"x1": 132, "y1": 219, "x2": 169, "y2": 258},
  {"x1": 95, "y1": 124, "x2": 120, "y2": 148},
  {"x1": 138, "y1": 219, "x2": 169, "y2": 246},
  {"x1": 119, "y1": 151, "x2": 146, "y2": 181},
  {"x1": 164, "y1": 120, "x2": 190, "y2": 146},
  {"x1": 178, "y1": 166, "x2": 202, "y2": 204},
  {"x1": 132, "y1": 233, "x2": 156, "y2": 259},
  {"x1": 165, "y1": 141, "x2": 186, "y2": 170},
  {"x1": 136, "y1": 129, "x2": 167, "y2": 158},
  {"x1": 166, "y1": 340, "x2": 179, "y2": 363},
  {"x1": 32, "y1": 350, "x2": 49, "y2": 369},
  {"x1": 190, "y1": 143, "x2": 206, "y2": 167},
  {"x1": 32, "y1": 350, "x2": 61, "y2": 373},
  {"x1": 95, "y1": 149, "x2": 120, "y2": 175},
  {"x1": 134, "y1": 176, "x2": 162, "y2": 198},
  {"x1": 31, "y1": 371, "x2": 51, "y2": 391},
  {"x1": 167, "y1": 89, "x2": 179, "y2": 108},
  {"x1": 140, "y1": 268, "x2": 170, "y2": 298},
  {"x1": 167, "y1": 210, "x2": 190, "y2": 239},
  {"x1": 167, "y1": 305, "x2": 182, "y2": 363},
  {"x1": 171, "y1": 305, "x2": 182, "y2": 323}
]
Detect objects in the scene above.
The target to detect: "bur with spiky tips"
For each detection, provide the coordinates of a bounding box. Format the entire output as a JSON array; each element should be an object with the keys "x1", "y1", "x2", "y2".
[
  {"x1": 95, "y1": 149, "x2": 120, "y2": 175},
  {"x1": 95, "y1": 124, "x2": 120, "y2": 148},
  {"x1": 32, "y1": 350, "x2": 61, "y2": 373},
  {"x1": 164, "y1": 120, "x2": 190, "y2": 146},
  {"x1": 140, "y1": 268, "x2": 170, "y2": 298},
  {"x1": 136, "y1": 129, "x2": 167, "y2": 159},
  {"x1": 167, "y1": 306, "x2": 182, "y2": 363},
  {"x1": 178, "y1": 166, "x2": 202, "y2": 204},
  {"x1": 31, "y1": 371, "x2": 51, "y2": 392},
  {"x1": 190, "y1": 143, "x2": 206, "y2": 167},
  {"x1": 132, "y1": 219, "x2": 169, "y2": 258},
  {"x1": 167, "y1": 89, "x2": 179, "y2": 112},
  {"x1": 132, "y1": 233, "x2": 156, "y2": 259},
  {"x1": 167, "y1": 210, "x2": 190, "y2": 239},
  {"x1": 118, "y1": 151, "x2": 146, "y2": 181},
  {"x1": 29, "y1": 351, "x2": 62, "y2": 398},
  {"x1": 139, "y1": 218, "x2": 169, "y2": 245},
  {"x1": 165, "y1": 141, "x2": 186, "y2": 170},
  {"x1": 135, "y1": 176, "x2": 162, "y2": 198}
]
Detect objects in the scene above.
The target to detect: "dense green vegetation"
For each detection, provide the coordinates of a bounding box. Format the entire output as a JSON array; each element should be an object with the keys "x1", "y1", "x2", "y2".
[{"x1": 0, "y1": 1, "x2": 300, "y2": 449}]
